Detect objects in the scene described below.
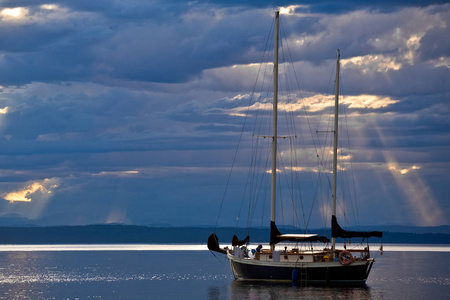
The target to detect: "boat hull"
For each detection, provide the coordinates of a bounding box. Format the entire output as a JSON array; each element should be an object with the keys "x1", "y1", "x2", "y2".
[{"x1": 228, "y1": 253, "x2": 373, "y2": 285}]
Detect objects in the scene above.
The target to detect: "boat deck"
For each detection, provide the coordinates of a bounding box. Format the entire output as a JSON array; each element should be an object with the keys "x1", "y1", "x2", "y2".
[{"x1": 244, "y1": 247, "x2": 371, "y2": 263}]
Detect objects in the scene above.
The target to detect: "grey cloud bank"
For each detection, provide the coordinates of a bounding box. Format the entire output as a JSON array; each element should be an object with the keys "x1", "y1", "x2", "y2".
[{"x1": 0, "y1": 1, "x2": 448, "y2": 227}]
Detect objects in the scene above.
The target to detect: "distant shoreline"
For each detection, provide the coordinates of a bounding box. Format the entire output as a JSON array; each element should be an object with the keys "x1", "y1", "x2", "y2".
[{"x1": 0, "y1": 224, "x2": 449, "y2": 245}]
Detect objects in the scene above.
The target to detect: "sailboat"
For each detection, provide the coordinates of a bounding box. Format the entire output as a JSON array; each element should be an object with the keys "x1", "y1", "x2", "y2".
[{"x1": 208, "y1": 10, "x2": 382, "y2": 285}]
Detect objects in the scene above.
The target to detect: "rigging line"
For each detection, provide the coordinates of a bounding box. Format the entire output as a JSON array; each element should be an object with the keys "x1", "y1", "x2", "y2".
[
  {"x1": 259, "y1": 171, "x2": 269, "y2": 229},
  {"x1": 341, "y1": 103, "x2": 358, "y2": 228},
  {"x1": 336, "y1": 106, "x2": 349, "y2": 227},
  {"x1": 262, "y1": 70, "x2": 274, "y2": 135},
  {"x1": 235, "y1": 101, "x2": 265, "y2": 231},
  {"x1": 246, "y1": 134, "x2": 268, "y2": 231},
  {"x1": 240, "y1": 135, "x2": 259, "y2": 231},
  {"x1": 281, "y1": 17, "x2": 319, "y2": 231},
  {"x1": 244, "y1": 18, "x2": 274, "y2": 231},
  {"x1": 314, "y1": 175, "x2": 329, "y2": 231},
  {"x1": 291, "y1": 136, "x2": 306, "y2": 229},
  {"x1": 314, "y1": 60, "x2": 336, "y2": 191},
  {"x1": 320, "y1": 76, "x2": 336, "y2": 186},
  {"x1": 255, "y1": 16, "x2": 275, "y2": 131},
  {"x1": 253, "y1": 50, "x2": 273, "y2": 136},
  {"x1": 278, "y1": 163, "x2": 285, "y2": 229},
  {"x1": 310, "y1": 107, "x2": 332, "y2": 230},
  {"x1": 290, "y1": 136, "x2": 305, "y2": 229},
  {"x1": 279, "y1": 24, "x2": 295, "y2": 137},
  {"x1": 308, "y1": 106, "x2": 334, "y2": 229},
  {"x1": 245, "y1": 125, "x2": 274, "y2": 232},
  {"x1": 253, "y1": 55, "x2": 274, "y2": 139},
  {"x1": 246, "y1": 137, "x2": 261, "y2": 229},
  {"x1": 307, "y1": 168, "x2": 324, "y2": 230},
  {"x1": 281, "y1": 24, "x2": 301, "y2": 142},
  {"x1": 249, "y1": 146, "x2": 271, "y2": 230},
  {"x1": 256, "y1": 16, "x2": 277, "y2": 138},
  {"x1": 340, "y1": 76, "x2": 361, "y2": 229},
  {"x1": 249, "y1": 136, "x2": 263, "y2": 229},
  {"x1": 217, "y1": 92, "x2": 251, "y2": 231},
  {"x1": 284, "y1": 39, "x2": 337, "y2": 232},
  {"x1": 208, "y1": 250, "x2": 231, "y2": 270},
  {"x1": 336, "y1": 92, "x2": 350, "y2": 227},
  {"x1": 307, "y1": 152, "x2": 327, "y2": 229},
  {"x1": 247, "y1": 137, "x2": 258, "y2": 230},
  {"x1": 279, "y1": 29, "x2": 303, "y2": 230},
  {"x1": 316, "y1": 59, "x2": 336, "y2": 132},
  {"x1": 318, "y1": 77, "x2": 337, "y2": 199},
  {"x1": 334, "y1": 76, "x2": 354, "y2": 228},
  {"x1": 214, "y1": 16, "x2": 275, "y2": 232},
  {"x1": 337, "y1": 147, "x2": 349, "y2": 225},
  {"x1": 277, "y1": 140, "x2": 301, "y2": 229},
  {"x1": 246, "y1": 136, "x2": 261, "y2": 230},
  {"x1": 281, "y1": 71, "x2": 304, "y2": 227},
  {"x1": 282, "y1": 21, "x2": 323, "y2": 168},
  {"x1": 336, "y1": 108, "x2": 349, "y2": 224},
  {"x1": 306, "y1": 173, "x2": 322, "y2": 230},
  {"x1": 299, "y1": 58, "x2": 336, "y2": 230},
  {"x1": 241, "y1": 135, "x2": 256, "y2": 230},
  {"x1": 287, "y1": 97, "x2": 307, "y2": 229},
  {"x1": 316, "y1": 100, "x2": 334, "y2": 195},
  {"x1": 320, "y1": 179, "x2": 329, "y2": 230},
  {"x1": 248, "y1": 139, "x2": 272, "y2": 229},
  {"x1": 277, "y1": 42, "x2": 305, "y2": 230}
]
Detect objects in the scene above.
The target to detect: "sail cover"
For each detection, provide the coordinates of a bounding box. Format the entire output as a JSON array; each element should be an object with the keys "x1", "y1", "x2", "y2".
[
  {"x1": 207, "y1": 233, "x2": 227, "y2": 254},
  {"x1": 270, "y1": 221, "x2": 329, "y2": 245},
  {"x1": 232, "y1": 234, "x2": 250, "y2": 246},
  {"x1": 332, "y1": 216, "x2": 383, "y2": 238}
]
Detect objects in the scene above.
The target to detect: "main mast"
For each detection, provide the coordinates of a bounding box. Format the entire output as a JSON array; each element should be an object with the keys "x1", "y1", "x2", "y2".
[
  {"x1": 331, "y1": 49, "x2": 340, "y2": 257},
  {"x1": 270, "y1": 11, "x2": 279, "y2": 250},
  {"x1": 270, "y1": 10, "x2": 279, "y2": 244}
]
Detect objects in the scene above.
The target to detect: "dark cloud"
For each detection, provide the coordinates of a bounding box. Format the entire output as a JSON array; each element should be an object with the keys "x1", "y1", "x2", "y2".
[
  {"x1": 341, "y1": 63, "x2": 450, "y2": 97},
  {"x1": 0, "y1": 1, "x2": 448, "y2": 227},
  {"x1": 0, "y1": 23, "x2": 72, "y2": 52},
  {"x1": 418, "y1": 26, "x2": 450, "y2": 61},
  {"x1": 1, "y1": 1, "x2": 448, "y2": 86}
]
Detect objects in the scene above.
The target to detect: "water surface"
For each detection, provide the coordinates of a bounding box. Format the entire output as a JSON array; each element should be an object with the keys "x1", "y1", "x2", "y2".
[{"x1": 0, "y1": 245, "x2": 448, "y2": 299}]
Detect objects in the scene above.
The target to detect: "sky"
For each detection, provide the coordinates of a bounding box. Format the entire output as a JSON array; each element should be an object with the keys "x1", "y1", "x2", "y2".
[{"x1": 0, "y1": 0, "x2": 448, "y2": 228}]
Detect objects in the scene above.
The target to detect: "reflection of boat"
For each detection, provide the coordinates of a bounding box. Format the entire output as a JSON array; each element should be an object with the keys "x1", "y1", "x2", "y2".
[
  {"x1": 208, "y1": 10, "x2": 382, "y2": 285},
  {"x1": 229, "y1": 280, "x2": 371, "y2": 298}
]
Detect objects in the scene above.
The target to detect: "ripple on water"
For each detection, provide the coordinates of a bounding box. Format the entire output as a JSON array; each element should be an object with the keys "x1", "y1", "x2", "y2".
[{"x1": 0, "y1": 270, "x2": 231, "y2": 284}]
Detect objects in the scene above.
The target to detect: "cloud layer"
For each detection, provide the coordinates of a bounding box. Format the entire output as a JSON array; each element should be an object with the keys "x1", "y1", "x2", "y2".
[{"x1": 0, "y1": 1, "x2": 448, "y2": 227}]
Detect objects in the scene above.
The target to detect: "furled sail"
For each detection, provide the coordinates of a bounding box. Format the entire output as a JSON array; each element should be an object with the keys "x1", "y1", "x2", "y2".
[
  {"x1": 270, "y1": 221, "x2": 329, "y2": 245},
  {"x1": 232, "y1": 234, "x2": 250, "y2": 246},
  {"x1": 332, "y1": 216, "x2": 383, "y2": 239}
]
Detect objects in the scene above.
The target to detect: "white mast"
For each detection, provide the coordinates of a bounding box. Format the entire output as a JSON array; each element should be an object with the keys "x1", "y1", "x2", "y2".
[
  {"x1": 270, "y1": 10, "x2": 279, "y2": 236},
  {"x1": 331, "y1": 49, "x2": 340, "y2": 257}
]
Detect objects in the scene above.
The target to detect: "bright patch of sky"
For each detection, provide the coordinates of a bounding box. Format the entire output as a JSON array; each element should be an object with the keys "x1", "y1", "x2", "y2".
[
  {"x1": 341, "y1": 55, "x2": 401, "y2": 72},
  {"x1": 0, "y1": 7, "x2": 28, "y2": 20},
  {"x1": 93, "y1": 171, "x2": 140, "y2": 177},
  {"x1": 3, "y1": 179, "x2": 59, "y2": 203}
]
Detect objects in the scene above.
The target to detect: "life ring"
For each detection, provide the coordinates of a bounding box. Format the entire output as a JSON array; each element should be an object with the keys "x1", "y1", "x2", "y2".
[{"x1": 338, "y1": 250, "x2": 353, "y2": 266}]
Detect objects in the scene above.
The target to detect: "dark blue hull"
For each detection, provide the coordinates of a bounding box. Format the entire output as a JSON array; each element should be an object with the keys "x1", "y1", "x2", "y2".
[{"x1": 229, "y1": 257, "x2": 374, "y2": 285}]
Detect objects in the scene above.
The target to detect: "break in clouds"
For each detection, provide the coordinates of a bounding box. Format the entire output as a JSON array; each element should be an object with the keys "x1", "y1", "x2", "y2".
[{"x1": 0, "y1": 1, "x2": 448, "y2": 227}]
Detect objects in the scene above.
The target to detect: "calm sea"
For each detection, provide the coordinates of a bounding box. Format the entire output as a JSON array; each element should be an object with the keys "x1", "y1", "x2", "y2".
[{"x1": 0, "y1": 244, "x2": 448, "y2": 300}]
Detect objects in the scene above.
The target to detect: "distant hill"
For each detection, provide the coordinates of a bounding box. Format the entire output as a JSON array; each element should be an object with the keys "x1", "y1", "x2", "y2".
[
  {"x1": 348, "y1": 225, "x2": 450, "y2": 235},
  {"x1": 0, "y1": 225, "x2": 448, "y2": 244},
  {"x1": 0, "y1": 214, "x2": 37, "y2": 227}
]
